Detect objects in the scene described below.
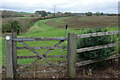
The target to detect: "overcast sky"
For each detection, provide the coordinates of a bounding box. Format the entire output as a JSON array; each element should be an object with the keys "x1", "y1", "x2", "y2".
[{"x1": 0, "y1": 0, "x2": 119, "y2": 13}]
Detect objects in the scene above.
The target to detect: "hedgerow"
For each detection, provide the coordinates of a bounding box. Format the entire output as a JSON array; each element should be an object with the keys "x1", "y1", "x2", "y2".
[{"x1": 77, "y1": 28, "x2": 115, "y2": 69}]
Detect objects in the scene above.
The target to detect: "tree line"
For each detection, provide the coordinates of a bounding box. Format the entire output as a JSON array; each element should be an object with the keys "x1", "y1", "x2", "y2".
[
  {"x1": 34, "y1": 10, "x2": 118, "y2": 17},
  {"x1": 85, "y1": 11, "x2": 117, "y2": 16}
]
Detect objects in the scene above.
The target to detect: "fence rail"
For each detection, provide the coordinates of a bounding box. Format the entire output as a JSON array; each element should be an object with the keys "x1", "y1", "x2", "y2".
[
  {"x1": 67, "y1": 30, "x2": 120, "y2": 78},
  {"x1": 76, "y1": 53, "x2": 120, "y2": 66},
  {"x1": 77, "y1": 43, "x2": 120, "y2": 53},
  {"x1": 77, "y1": 30, "x2": 120, "y2": 38}
]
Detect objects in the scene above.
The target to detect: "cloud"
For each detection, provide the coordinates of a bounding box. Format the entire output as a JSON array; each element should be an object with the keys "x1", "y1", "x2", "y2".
[{"x1": 0, "y1": 0, "x2": 119, "y2": 13}]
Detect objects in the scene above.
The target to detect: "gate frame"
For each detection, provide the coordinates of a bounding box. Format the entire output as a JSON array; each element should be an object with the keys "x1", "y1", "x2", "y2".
[{"x1": 5, "y1": 33, "x2": 66, "y2": 78}]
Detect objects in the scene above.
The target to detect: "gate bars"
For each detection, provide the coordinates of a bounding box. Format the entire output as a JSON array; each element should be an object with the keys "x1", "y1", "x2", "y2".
[{"x1": 5, "y1": 33, "x2": 67, "y2": 78}]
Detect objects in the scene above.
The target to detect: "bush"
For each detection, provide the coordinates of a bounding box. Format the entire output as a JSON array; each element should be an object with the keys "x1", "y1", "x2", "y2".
[
  {"x1": 86, "y1": 12, "x2": 92, "y2": 16},
  {"x1": 96, "y1": 11, "x2": 100, "y2": 16},
  {"x1": 31, "y1": 15, "x2": 34, "y2": 17},
  {"x1": 100, "y1": 12, "x2": 104, "y2": 16},
  {"x1": 2, "y1": 17, "x2": 41, "y2": 34},
  {"x1": 2, "y1": 20, "x2": 22, "y2": 34},
  {"x1": 77, "y1": 29, "x2": 115, "y2": 60},
  {"x1": 12, "y1": 20, "x2": 22, "y2": 33},
  {"x1": 2, "y1": 22, "x2": 12, "y2": 33}
]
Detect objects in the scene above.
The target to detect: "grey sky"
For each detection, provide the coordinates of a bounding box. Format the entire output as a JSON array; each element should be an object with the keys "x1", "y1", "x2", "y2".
[{"x1": 0, "y1": 0, "x2": 119, "y2": 13}]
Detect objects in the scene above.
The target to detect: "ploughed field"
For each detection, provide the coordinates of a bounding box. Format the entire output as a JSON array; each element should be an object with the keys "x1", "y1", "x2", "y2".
[{"x1": 45, "y1": 16, "x2": 118, "y2": 29}]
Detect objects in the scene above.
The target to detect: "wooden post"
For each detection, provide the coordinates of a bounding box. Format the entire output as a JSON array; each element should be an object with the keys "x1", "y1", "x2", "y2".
[
  {"x1": 12, "y1": 33, "x2": 17, "y2": 77},
  {"x1": 118, "y1": 58, "x2": 120, "y2": 70},
  {"x1": 67, "y1": 33, "x2": 77, "y2": 78},
  {"x1": 5, "y1": 33, "x2": 14, "y2": 78}
]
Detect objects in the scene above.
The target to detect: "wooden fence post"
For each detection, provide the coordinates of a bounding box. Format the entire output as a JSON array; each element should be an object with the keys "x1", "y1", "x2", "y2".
[
  {"x1": 118, "y1": 58, "x2": 120, "y2": 70},
  {"x1": 67, "y1": 33, "x2": 77, "y2": 78},
  {"x1": 12, "y1": 33, "x2": 17, "y2": 77},
  {"x1": 5, "y1": 33, "x2": 14, "y2": 78}
]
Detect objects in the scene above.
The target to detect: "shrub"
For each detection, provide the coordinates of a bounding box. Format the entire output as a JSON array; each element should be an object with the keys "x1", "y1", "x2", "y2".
[
  {"x1": 77, "y1": 29, "x2": 115, "y2": 69},
  {"x1": 31, "y1": 15, "x2": 34, "y2": 17},
  {"x1": 2, "y1": 17, "x2": 40, "y2": 34},
  {"x1": 11, "y1": 20, "x2": 22, "y2": 34},
  {"x1": 2, "y1": 20, "x2": 22, "y2": 34},
  {"x1": 77, "y1": 29, "x2": 115, "y2": 60},
  {"x1": 96, "y1": 11, "x2": 101, "y2": 16},
  {"x1": 86, "y1": 12, "x2": 92, "y2": 16},
  {"x1": 100, "y1": 12, "x2": 104, "y2": 16},
  {"x1": 2, "y1": 22, "x2": 12, "y2": 33}
]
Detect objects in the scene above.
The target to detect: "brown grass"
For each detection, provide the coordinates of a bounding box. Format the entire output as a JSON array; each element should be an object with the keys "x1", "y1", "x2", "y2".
[{"x1": 46, "y1": 16, "x2": 118, "y2": 29}]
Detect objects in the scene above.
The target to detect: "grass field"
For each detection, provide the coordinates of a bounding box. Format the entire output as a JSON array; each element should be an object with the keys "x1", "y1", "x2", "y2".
[
  {"x1": 16, "y1": 17, "x2": 39, "y2": 19},
  {"x1": 18, "y1": 12, "x2": 34, "y2": 15},
  {"x1": 2, "y1": 17, "x2": 39, "y2": 24},
  {"x1": 46, "y1": 16, "x2": 118, "y2": 29},
  {"x1": 2, "y1": 16, "x2": 119, "y2": 66},
  {"x1": 16, "y1": 17, "x2": 34, "y2": 19}
]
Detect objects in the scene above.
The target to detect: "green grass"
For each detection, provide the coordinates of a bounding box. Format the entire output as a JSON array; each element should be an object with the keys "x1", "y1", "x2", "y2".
[
  {"x1": 2, "y1": 17, "x2": 119, "y2": 66},
  {"x1": 18, "y1": 12, "x2": 34, "y2": 15},
  {"x1": 44, "y1": 17, "x2": 71, "y2": 28},
  {"x1": 16, "y1": 17, "x2": 39, "y2": 19}
]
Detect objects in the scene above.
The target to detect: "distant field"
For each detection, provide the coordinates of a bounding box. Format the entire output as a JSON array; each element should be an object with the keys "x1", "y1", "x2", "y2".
[
  {"x1": 46, "y1": 16, "x2": 118, "y2": 29},
  {"x1": 2, "y1": 16, "x2": 119, "y2": 66},
  {"x1": 2, "y1": 17, "x2": 39, "y2": 23},
  {"x1": 18, "y1": 12, "x2": 34, "y2": 15},
  {"x1": 16, "y1": 17, "x2": 39, "y2": 19}
]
